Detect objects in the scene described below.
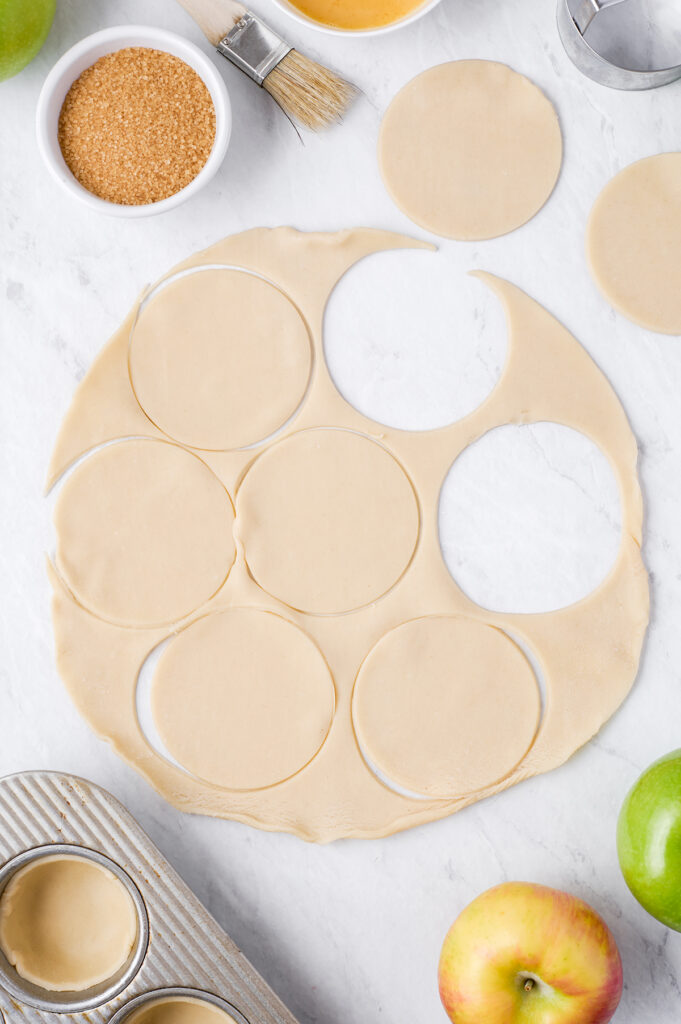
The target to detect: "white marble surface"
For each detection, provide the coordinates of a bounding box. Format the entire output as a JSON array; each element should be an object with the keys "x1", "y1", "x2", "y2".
[{"x1": 2, "y1": 0, "x2": 681, "y2": 1020}]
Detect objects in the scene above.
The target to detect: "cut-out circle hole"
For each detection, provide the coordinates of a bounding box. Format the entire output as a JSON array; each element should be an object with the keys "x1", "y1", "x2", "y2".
[
  {"x1": 324, "y1": 251, "x2": 505, "y2": 431},
  {"x1": 439, "y1": 423, "x2": 622, "y2": 614}
]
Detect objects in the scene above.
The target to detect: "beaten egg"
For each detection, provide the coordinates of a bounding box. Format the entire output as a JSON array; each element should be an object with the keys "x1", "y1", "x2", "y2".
[{"x1": 287, "y1": 0, "x2": 429, "y2": 30}]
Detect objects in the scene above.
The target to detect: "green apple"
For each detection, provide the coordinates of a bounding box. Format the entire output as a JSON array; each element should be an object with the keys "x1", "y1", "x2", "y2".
[
  {"x1": 0, "y1": 0, "x2": 56, "y2": 82},
  {"x1": 438, "y1": 882, "x2": 623, "y2": 1024},
  {"x1": 617, "y1": 748, "x2": 681, "y2": 930}
]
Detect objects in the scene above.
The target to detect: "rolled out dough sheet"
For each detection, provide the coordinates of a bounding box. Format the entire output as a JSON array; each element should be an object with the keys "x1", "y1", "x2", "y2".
[
  {"x1": 586, "y1": 153, "x2": 681, "y2": 334},
  {"x1": 48, "y1": 228, "x2": 648, "y2": 842},
  {"x1": 130, "y1": 269, "x2": 312, "y2": 450},
  {"x1": 379, "y1": 61, "x2": 562, "y2": 241},
  {"x1": 0, "y1": 855, "x2": 136, "y2": 992},
  {"x1": 127, "y1": 997, "x2": 239, "y2": 1024}
]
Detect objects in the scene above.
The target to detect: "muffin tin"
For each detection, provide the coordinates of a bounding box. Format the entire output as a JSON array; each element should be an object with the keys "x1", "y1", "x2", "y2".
[{"x1": 0, "y1": 770, "x2": 298, "y2": 1024}]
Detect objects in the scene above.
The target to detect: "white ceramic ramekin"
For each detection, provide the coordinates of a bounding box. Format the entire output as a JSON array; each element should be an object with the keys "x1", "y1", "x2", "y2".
[
  {"x1": 269, "y1": 0, "x2": 443, "y2": 37},
  {"x1": 36, "y1": 25, "x2": 231, "y2": 218}
]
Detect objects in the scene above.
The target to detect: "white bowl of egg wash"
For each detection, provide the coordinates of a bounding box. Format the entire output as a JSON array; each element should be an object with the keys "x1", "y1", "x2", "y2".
[
  {"x1": 268, "y1": 0, "x2": 443, "y2": 35},
  {"x1": 36, "y1": 25, "x2": 231, "y2": 217}
]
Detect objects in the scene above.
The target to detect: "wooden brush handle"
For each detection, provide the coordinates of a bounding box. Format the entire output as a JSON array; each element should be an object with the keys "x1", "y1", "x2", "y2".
[{"x1": 176, "y1": 0, "x2": 248, "y2": 46}]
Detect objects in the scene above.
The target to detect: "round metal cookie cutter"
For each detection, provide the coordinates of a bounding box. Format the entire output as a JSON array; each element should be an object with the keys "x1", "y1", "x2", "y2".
[
  {"x1": 558, "y1": 0, "x2": 681, "y2": 89},
  {"x1": 0, "y1": 843, "x2": 149, "y2": 1014}
]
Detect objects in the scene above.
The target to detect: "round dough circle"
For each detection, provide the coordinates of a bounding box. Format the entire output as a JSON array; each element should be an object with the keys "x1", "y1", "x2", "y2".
[
  {"x1": 129, "y1": 269, "x2": 312, "y2": 450},
  {"x1": 378, "y1": 61, "x2": 562, "y2": 241},
  {"x1": 151, "y1": 609, "x2": 335, "y2": 790},
  {"x1": 353, "y1": 616, "x2": 541, "y2": 797},
  {"x1": 0, "y1": 855, "x2": 137, "y2": 992},
  {"x1": 236, "y1": 429, "x2": 419, "y2": 614},
  {"x1": 587, "y1": 153, "x2": 681, "y2": 334},
  {"x1": 55, "y1": 440, "x2": 235, "y2": 628},
  {"x1": 126, "y1": 997, "x2": 239, "y2": 1024}
]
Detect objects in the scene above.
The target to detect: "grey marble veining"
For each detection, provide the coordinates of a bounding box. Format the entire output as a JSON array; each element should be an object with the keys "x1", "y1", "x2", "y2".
[{"x1": 2, "y1": 1, "x2": 681, "y2": 1022}]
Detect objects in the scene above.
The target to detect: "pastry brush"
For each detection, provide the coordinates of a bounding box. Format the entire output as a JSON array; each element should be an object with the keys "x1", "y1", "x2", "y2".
[{"x1": 177, "y1": 0, "x2": 358, "y2": 130}]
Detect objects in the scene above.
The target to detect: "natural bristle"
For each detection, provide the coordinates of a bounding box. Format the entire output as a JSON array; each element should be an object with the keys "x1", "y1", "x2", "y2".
[{"x1": 263, "y1": 50, "x2": 359, "y2": 132}]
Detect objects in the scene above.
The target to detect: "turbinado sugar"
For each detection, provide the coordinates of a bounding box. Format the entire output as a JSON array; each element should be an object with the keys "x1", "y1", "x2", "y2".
[{"x1": 58, "y1": 47, "x2": 216, "y2": 206}]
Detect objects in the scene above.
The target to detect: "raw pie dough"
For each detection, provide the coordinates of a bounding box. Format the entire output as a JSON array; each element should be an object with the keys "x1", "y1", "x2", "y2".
[
  {"x1": 130, "y1": 269, "x2": 312, "y2": 449},
  {"x1": 236, "y1": 428, "x2": 419, "y2": 614},
  {"x1": 353, "y1": 616, "x2": 541, "y2": 798},
  {"x1": 587, "y1": 153, "x2": 681, "y2": 334},
  {"x1": 48, "y1": 228, "x2": 648, "y2": 842},
  {"x1": 152, "y1": 609, "x2": 335, "y2": 789},
  {"x1": 54, "y1": 439, "x2": 235, "y2": 628},
  {"x1": 127, "y1": 997, "x2": 239, "y2": 1024},
  {"x1": 0, "y1": 855, "x2": 137, "y2": 991},
  {"x1": 379, "y1": 61, "x2": 563, "y2": 241}
]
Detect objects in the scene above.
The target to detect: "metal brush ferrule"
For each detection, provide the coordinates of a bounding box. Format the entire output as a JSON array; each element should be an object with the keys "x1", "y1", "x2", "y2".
[{"x1": 217, "y1": 13, "x2": 292, "y2": 86}]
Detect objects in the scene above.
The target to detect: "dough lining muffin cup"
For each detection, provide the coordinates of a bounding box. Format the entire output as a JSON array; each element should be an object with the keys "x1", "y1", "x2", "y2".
[
  {"x1": 108, "y1": 986, "x2": 252, "y2": 1024},
  {"x1": 0, "y1": 844, "x2": 148, "y2": 1014}
]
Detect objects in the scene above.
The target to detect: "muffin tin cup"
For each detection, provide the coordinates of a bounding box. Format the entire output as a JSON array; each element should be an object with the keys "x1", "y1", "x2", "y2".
[
  {"x1": 0, "y1": 844, "x2": 149, "y2": 1014},
  {"x1": 109, "y1": 987, "x2": 252, "y2": 1024},
  {"x1": 0, "y1": 771, "x2": 298, "y2": 1024}
]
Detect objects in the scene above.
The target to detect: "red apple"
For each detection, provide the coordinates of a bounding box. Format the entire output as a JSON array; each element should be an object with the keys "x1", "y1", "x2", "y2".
[{"x1": 438, "y1": 882, "x2": 623, "y2": 1024}]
